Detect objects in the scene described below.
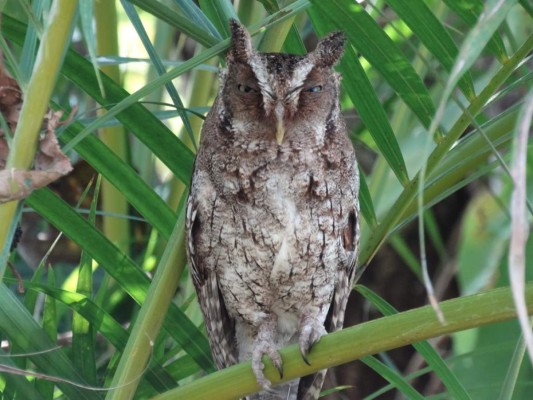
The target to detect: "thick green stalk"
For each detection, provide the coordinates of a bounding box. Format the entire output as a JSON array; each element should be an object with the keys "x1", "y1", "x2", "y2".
[
  {"x1": 153, "y1": 283, "x2": 533, "y2": 400},
  {"x1": 0, "y1": 0, "x2": 78, "y2": 277},
  {"x1": 95, "y1": 0, "x2": 130, "y2": 253},
  {"x1": 106, "y1": 214, "x2": 187, "y2": 400},
  {"x1": 359, "y1": 35, "x2": 533, "y2": 266}
]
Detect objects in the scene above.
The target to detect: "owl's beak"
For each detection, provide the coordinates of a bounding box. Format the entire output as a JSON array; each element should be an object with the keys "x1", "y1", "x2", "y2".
[{"x1": 275, "y1": 103, "x2": 285, "y2": 145}]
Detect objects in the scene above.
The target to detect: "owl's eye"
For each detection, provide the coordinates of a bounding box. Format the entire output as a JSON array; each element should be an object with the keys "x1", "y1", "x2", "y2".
[
  {"x1": 237, "y1": 84, "x2": 257, "y2": 93},
  {"x1": 305, "y1": 85, "x2": 323, "y2": 93}
]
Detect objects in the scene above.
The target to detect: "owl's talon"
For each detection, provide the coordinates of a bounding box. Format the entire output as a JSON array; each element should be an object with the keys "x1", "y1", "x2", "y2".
[
  {"x1": 299, "y1": 315, "x2": 327, "y2": 365},
  {"x1": 252, "y1": 339, "x2": 283, "y2": 389},
  {"x1": 275, "y1": 361, "x2": 284, "y2": 379}
]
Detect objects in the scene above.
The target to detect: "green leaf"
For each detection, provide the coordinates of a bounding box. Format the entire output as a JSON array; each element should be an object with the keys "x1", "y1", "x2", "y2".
[
  {"x1": 106, "y1": 208, "x2": 189, "y2": 399},
  {"x1": 72, "y1": 178, "x2": 99, "y2": 385},
  {"x1": 281, "y1": 24, "x2": 307, "y2": 55},
  {"x1": 171, "y1": 0, "x2": 223, "y2": 39},
  {"x1": 1, "y1": 14, "x2": 196, "y2": 185},
  {"x1": 199, "y1": 0, "x2": 238, "y2": 38},
  {"x1": 0, "y1": 283, "x2": 98, "y2": 399},
  {"x1": 60, "y1": 50, "x2": 196, "y2": 184},
  {"x1": 396, "y1": 106, "x2": 519, "y2": 233},
  {"x1": 0, "y1": 349, "x2": 45, "y2": 400},
  {"x1": 433, "y1": 0, "x2": 519, "y2": 139},
  {"x1": 259, "y1": 0, "x2": 306, "y2": 55},
  {"x1": 35, "y1": 269, "x2": 58, "y2": 399},
  {"x1": 121, "y1": 0, "x2": 197, "y2": 149},
  {"x1": 358, "y1": 169, "x2": 377, "y2": 228},
  {"x1": 258, "y1": 14, "x2": 295, "y2": 52},
  {"x1": 128, "y1": 0, "x2": 221, "y2": 47},
  {"x1": 19, "y1": 0, "x2": 44, "y2": 83},
  {"x1": 519, "y1": 0, "x2": 533, "y2": 16},
  {"x1": 0, "y1": 204, "x2": 22, "y2": 278},
  {"x1": 309, "y1": 0, "x2": 435, "y2": 128},
  {"x1": 361, "y1": 356, "x2": 425, "y2": 400},
  {"x1": 443, "y1": 0, "x2": 509, "y2": 62},
  {"x1": 357, "y1": 285, "x2": 473, "y2": 400},
  {"x1": 359, "y1": 36, "x2": 533, "y2": 266},
  {"x1": 25, "y1": 188, "x2": 214, "y2": 372},
  {"x1": 386, "y1": 0, "x2": 476, "y2": 100},
  {"x1": 79, "y1": 0, "x2": 105, "y2": 96},
  {"x1": 498, "y1": 324, "x2": 530, "y2": 399},
  {"x1": 389, "y1": 234, "x2": 422, "y2": 278},
  {"x1": 56, "y1": 113, "x2": 176, "y2": 240},
  {"x1": 456, "y1": 192, "x2": 508, "y2": 295},
  {"x1": 164, "y1": 354, "x2": 202, "y2": 381},
  {"x1": 309, "y1": 7, "x2": 409, "y2": 185},
  {"x1": 2, "y1": 277, "x2": 179, "y2": 393}
]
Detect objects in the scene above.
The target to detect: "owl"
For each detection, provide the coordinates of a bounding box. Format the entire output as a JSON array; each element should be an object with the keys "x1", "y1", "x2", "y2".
[{"x1": 186, "y1": 19, "x2": 360, "y2": 400}]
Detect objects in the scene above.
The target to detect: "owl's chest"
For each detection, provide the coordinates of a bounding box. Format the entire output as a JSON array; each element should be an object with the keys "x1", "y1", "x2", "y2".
[
  {"x1": 214, "y1": 145, "x2": 325, "y2": 201},
  {"x1": 210, "y1": 147, "x2": 343, "y2": 264},
  {"x1": 210, "y1": 169, "x2": 341, "y2": 304},
  {"x1": 201, "y1": 145, "x2": 346, "y2": 308}
]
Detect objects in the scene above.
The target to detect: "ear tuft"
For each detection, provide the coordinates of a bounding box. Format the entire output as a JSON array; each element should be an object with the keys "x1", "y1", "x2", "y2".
[
  {"x1": 228, "y1": 19, "x2": 253, "y2": 63},
  {"x1": 313, "y1": 31, "x2": 346, "y2": 68}
]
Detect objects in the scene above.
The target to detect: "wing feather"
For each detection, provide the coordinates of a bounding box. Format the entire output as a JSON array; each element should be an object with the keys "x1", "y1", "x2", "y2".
[{"x1": 186, "y1": 195, "x2": 238, "y2": 369}]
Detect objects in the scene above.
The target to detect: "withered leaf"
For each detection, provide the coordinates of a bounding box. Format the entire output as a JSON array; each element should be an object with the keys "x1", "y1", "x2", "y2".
[{"x1": 0, "y1": 109, "x2": 73, "y2": 203}]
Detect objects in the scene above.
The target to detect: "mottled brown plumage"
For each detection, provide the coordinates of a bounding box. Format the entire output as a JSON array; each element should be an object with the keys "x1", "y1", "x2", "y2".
[{"x1": 186, "y1": 19, "x2": 360, "y2": 400}]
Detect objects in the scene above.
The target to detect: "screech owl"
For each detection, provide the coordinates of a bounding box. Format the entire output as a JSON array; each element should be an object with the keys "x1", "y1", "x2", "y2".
[{"x1": 186, "y1": 19, "x2": 360, "y2": 400}]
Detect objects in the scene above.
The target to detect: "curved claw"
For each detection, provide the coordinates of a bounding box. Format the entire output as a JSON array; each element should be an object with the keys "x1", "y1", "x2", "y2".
[
  {"x1": 301, "y1": 350, "x2": 311, "y2": 366},
  {"x1": 299, "y1": 316, "x2": 327, "y2": 366},
  {"x1": 252, "y1": 356, "x2": 271, "y2": 389},
  {"x1": 272, "y1": 354, "x2": 284, "y2": 379},
  {"x1": 252, "y1": 341, "x2": 284, "y2": 389}
]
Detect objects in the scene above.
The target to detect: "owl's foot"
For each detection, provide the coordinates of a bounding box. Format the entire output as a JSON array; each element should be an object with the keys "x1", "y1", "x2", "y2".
[
  {"x1": 252, "y1": 321, "x2": 283, "y2": 389},
  {"x1": 299, "y1": 315, "x2": 327, "y2": 365},
  {"x1": 252, "y1": 340, "x2": 283, "y2": 388}
]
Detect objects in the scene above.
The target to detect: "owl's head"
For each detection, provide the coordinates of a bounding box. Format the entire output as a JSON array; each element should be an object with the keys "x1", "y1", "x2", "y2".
[{"x1": 220, "y1": 19, "x2": 345, "y2": 146}]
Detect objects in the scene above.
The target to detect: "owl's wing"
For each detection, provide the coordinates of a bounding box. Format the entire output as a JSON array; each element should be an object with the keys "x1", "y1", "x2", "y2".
[
  {"x1": 186, "y1": 195, "x2": 238, "y2": 370},
  {"x1": 298, "y1": 203, "x2": 360, "y2": 400},
  {"x1": 329, "y1": 204, "x2": 360, "y2": 332}
]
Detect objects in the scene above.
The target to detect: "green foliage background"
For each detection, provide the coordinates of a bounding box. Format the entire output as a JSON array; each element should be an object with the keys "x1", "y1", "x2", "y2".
[{"x1": 0, "y1": 0, "x2": 532, "y2": 399}]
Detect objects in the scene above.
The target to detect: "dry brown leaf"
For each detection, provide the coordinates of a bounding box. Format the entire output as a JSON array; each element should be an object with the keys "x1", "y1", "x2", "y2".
[
  {"x1": 0, "y1": 72, "x2": 22, "y2": 117},
  {"x1": 0, "y1": 67, "x2": 22, "y2": 170},
  {"x1": 0, "y1": 65, "x2": 73, "y2": 203},
  {"x1": 0, "y1": 110, "x2": 73, "y2": 203}
]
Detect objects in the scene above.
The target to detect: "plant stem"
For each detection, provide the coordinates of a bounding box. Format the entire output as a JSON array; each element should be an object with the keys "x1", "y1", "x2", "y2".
[
  {"x1": 106, "y1": 212, "x2": 187, "y2": 400},
  {"x1": 95, "y1": 0, "x2": 130, "y2": 253},
  {"x1": 152, "y1": 282, "x2": 533, "y2": 400},
  {"x1": 0, "y1": 0, "x2": 78, "y2": 278}
]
